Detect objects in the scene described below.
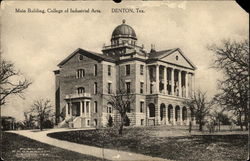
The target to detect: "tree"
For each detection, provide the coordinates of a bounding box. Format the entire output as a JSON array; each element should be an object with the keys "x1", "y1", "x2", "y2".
[
  {"x1": 184, "y1": 90, "x2": 212, "y2": 131},
  {"x1": 0, "y1": 59, "x2": 31, "y2": 106},
  {"x1": 209, "y1": 39, "x2": 249, "y2": 130},
  {"x1": 23, "y1": 111, "x2": 36, "y2": 129},
  {"x1": 28, "y1": 99, "x2": 54, "y2": 131},
  {"x1": 209, "y1": 108, "x2": 231, "y2": 131},
  {"x1": 104, "y1": 81, "x2": 135, "y2": 135}
]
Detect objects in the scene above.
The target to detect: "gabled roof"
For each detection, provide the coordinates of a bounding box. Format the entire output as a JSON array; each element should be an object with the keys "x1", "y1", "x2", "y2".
[
  {"x1": 148, "y1": 48, "x2": 197, "y2": 70},
  {"x1": 148, "y1": 48, "x2": 177, "y2": 59},
  {"x1": 58, "y1": 48, "x2": 115, "y2": 67}
]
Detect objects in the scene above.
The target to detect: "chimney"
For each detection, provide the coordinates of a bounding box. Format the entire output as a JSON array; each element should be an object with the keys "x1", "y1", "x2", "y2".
[{"x1": 150, "y1": 44, "x2": 156, "y2": 53}]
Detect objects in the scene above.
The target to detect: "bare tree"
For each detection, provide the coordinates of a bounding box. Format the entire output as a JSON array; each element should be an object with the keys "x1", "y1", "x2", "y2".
[
  {"x1": 23, "y1": 111, "x2": 36, "y2": 129},
  {"x1": 104, "y1": 81, "x2": 135, "y2": 135},
  {"x1": 29, "y1": 99, "x2": 54, "y2": 131},
  {"x1": 184, "y1": 90, "x2": 212, "y2": 131},
  {"x1": 209, "y1": 39, "x2": 249, "y2": 130},
  {"x1": 0, "y1": 59, "x2": 31, "y2": 106}
]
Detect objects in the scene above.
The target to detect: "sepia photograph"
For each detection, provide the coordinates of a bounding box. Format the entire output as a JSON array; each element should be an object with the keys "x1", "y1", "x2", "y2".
[{"x1": 1, "y1": 1, "x2": 249, "y2": 161}]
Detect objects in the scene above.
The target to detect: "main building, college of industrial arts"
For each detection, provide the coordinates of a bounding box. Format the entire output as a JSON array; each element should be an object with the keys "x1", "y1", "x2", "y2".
[{"x1": 54, "y1": 20, "x2": 197, "y2": 128}]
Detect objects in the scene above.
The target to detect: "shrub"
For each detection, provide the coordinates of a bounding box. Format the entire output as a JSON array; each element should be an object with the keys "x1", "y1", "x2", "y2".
[{"x1": 124, "y1": 115, "x2": 130, "y2": 126}]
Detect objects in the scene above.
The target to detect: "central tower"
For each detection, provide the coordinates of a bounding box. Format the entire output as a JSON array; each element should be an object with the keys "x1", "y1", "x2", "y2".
[{"x1": 102, "y1": 20, "x2": 145, "y2": 59}]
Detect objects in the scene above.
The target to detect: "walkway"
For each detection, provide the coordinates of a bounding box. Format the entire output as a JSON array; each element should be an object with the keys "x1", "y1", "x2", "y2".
[{"x1": 9, "y1": 128, "x2": 172, "y2": 161}]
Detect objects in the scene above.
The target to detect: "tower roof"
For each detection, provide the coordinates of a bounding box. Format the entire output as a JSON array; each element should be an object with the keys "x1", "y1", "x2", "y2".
[{"x1": 111, "y1": 20, "x2": 137, "y2": 40}]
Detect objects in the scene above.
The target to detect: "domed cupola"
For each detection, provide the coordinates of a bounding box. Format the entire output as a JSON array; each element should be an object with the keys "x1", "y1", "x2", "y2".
[
  {"x1": 111, "y1": 19, "x2": 137, "y2": 40},
  {"x1": 111, "y1": 20, "x2": 137, "y2": 46}
]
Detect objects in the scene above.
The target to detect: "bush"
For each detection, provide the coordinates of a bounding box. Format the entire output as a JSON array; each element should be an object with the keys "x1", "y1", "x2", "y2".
[{"x1": 42, "y1": 120, "x2": 54, "y2": 128}]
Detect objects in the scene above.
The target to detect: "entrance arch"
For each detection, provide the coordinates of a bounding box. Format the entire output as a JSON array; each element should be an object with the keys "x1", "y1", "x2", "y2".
[
  {"x1": 148, "y1": 103, "x2": 155, "y2": 117},
  {"x1": 182, "y1": 106, "x2": 187, "y2": 121},
  {"x1": 160, "y1": 103, "x2": 166, "y2": 121},
  {"x1": 175, "y1": 106, "x2": 180, "y2": 122},
  {"x1": 168, "y1": 104, "x2": 173, "y2": 122}
]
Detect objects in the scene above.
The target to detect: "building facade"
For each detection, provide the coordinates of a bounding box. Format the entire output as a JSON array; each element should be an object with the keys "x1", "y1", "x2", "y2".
[{"x1": 54, "y1": 20, "x2": 197, "y2": 128}]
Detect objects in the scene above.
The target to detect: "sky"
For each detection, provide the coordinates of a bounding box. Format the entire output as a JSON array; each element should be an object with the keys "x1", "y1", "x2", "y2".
[{"x1": 1, "y1": 1, "x2": 248, "y2": 121}]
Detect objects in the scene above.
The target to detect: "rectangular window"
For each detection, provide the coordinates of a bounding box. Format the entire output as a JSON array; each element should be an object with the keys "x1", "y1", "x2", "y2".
[
  {"x1": 108, "y1": 65, "x2": 111, "y2": 76},
  {"x1": 77, "y1": 87, "x2": 85, "y2": 94},
  {"x1": 126, "y1": 82, "x2": 131, "y2": 93},
  {"x1": 108, "y1": 83, "x2": 112, "y2": 94},
  {"x1": 94, "y1": 64, "x2": 97, "y2": 76},
  {"x1": 150, "y1": 84, "x2": 153, "y2": 94},
  {"x1": 94, "y1": 101, "x2": 98, "y2": 113},
  {"x1": 126, "y1": 64, "x2": 130, "y2": 75},
  {"x1": 127, "y1": 102, "x2": 131, "y2": 113},
  {"x1": 87, "y1": 120, "x2": 90, "y2": 126},
  {"x1": 140, "y1": 101, "x2": 144, "y2": 113},
  {"x1": 77, "y1": 69, "x2": 85, "y2": 78},
  {"x1": 140, "y1": 82, "x2": 144, "y2": 94},
  {"x1": 140, "y1": 65, "x2": 144, "y2": 75},
  {"x1": 94, "y1": 82, "x2": 97, "y2": 94}
]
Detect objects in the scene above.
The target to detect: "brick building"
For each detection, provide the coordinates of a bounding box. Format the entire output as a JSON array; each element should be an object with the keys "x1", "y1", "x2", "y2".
[{"x1": 54, "y1": 20, "x2": 197, "y2": 128}]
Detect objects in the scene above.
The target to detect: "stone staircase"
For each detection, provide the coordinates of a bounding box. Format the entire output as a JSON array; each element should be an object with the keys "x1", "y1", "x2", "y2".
[{"x1": 57, "y1": 116, "x2": 74, "y2": 128}]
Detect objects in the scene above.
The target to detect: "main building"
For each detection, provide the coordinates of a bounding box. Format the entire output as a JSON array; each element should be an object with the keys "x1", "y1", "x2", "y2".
[{"x1": 54, "y1": 20, "x2": 197, "y2": 128}]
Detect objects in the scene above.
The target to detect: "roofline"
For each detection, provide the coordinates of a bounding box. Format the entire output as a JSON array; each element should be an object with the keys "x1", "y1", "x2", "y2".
[
  {"x1": 175, "y1": 48, "x2": 197, "y2": 70},
  {"x1": 153, "y1": 48, "x2": 197, "y2": 70},
  {"x1": 57, "y1": 48, "x2": 115, "y2": 67}
]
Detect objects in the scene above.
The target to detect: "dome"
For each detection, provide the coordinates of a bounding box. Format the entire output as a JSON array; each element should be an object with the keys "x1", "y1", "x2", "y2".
[{"x1": 111, "y1": 20, "x2": 137, "y2": 40}]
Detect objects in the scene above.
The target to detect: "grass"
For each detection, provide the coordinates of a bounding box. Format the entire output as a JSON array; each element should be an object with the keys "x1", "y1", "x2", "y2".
[
  {"x1": 1, "y1": 132, "x2": 108, "y2": 161},
  {"x1": 48, "y1": 126, "x2": 248, "y2": 161}
]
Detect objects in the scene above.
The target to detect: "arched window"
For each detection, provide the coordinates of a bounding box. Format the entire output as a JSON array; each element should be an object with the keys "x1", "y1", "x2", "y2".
[
  {"x1": 160, "y1": 103, "x2": 166, "y2": 121},
  {"x1": 107, "y1": 103, "x2": 112, "y2": 113},
  {"x1": 77, "y1": 69, "x2": 85, "y2": 78}
]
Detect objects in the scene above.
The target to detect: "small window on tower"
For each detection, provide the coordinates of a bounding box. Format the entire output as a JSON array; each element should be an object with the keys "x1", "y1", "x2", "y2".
[{"x1": 176, "y1": 55, "x2": 179, "y2": 60}]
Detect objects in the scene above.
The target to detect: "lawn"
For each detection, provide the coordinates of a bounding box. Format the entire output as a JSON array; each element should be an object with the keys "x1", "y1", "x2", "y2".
[
  {"x1": 1, "y1": 132, "x2": 108, "y2": 161},
  {"x1": 48, "y1": 126, "x2": 248, "y2": 161}
]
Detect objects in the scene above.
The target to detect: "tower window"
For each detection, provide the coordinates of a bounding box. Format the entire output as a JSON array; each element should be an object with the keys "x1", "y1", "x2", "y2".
[
  {"x1": 140, "y1": 65, "x2": 144, "y2": 75},
  {"x1": 126, "y1": 65, "x2": 130, "y2": 76},
  {"x1": 140, "y1": 82, "x2": 144, "y2": 94},
  {"x1": 108, "y1": 65, "x2": 111, "y2": 76},
  {"x1": 108, "y1": 83, "x2": 112, "y2": 94},
  {"x1": 126, "y1": 82, "x2": 131, "y2": 93}
]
